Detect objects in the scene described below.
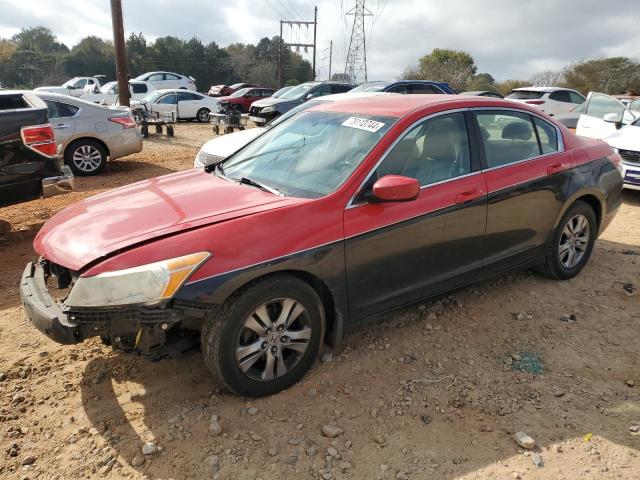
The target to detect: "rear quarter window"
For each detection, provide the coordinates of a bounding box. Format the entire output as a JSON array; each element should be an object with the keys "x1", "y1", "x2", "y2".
[
  {"x1": 507, "y1": 90, "x2": 544, "y2": 100},
  {"x1": 0, "y1": 95, "x2": 28, "y2": 110}
]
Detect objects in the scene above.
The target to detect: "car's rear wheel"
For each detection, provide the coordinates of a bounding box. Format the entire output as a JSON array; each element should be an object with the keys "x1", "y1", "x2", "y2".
[
  {"x1": 201, "y1": 275, "x2": 324, "y2": 397},
  {"x1": 65, "y1": 139, "x2": 107, "y2": 176},
  {"x1": 536, "y1": 200, "x2": 597, "y2": 279},
  {"x1": 196, "y1": 108, "x2": 210, "y2": 123}
]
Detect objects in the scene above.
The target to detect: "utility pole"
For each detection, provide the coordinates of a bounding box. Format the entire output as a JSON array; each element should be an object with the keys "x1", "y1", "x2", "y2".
[
  {"x1": 328, "y1": 40, "x2": 333, "y2": 80},
  {"x1": 344, "y1": 0, "x2": 373, "y2": 84},
  {"x1": 278, "y1": 20, "x2": 283, "y2": 89},
  {"x1": 110, "y1": 0, "x2": 130, "y2": 106},
  {"x1": 312, "y1": 6, "x2": 317, "y2": 80},
  {"x1": 278, "y1": 7, "x2": 318, "y2": 87}
]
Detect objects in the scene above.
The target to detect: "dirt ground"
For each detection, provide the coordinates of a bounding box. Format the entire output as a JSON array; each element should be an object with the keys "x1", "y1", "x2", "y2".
[{"x1": 0, "y1": 123, "x2": 639, "y2": 480}]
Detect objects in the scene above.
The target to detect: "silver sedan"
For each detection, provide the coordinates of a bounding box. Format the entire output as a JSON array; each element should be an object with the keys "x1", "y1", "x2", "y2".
[{"x1": 34, "y1": 92, "x2": 143, "y2": 176}]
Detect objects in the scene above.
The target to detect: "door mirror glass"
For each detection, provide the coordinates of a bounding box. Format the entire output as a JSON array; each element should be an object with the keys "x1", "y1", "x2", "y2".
[
  {"x1": 305, "y1": 93, "x2": 317, "y2": 100},
  {"x1": 370, "y1": 175, "x2": 420, "y2": 202},
  {"x1": 603, "y1": 112, "x2": 622, "y2": 124}
]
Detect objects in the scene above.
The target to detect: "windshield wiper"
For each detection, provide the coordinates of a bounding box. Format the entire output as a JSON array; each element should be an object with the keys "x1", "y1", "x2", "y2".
[{"x1": 239, "y1": 177, "x2": 282, "y2": 196}]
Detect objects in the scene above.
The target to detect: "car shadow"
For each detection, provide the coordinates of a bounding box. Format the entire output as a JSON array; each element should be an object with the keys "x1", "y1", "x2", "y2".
[{"x1": 79, "y1": 237, "x2": 640, "y2": 479}]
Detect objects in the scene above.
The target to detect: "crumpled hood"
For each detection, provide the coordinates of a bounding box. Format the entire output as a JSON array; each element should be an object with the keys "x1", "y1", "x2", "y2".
[{"x1": 34, "y1": 169, "x2": 300, "y2": 271}]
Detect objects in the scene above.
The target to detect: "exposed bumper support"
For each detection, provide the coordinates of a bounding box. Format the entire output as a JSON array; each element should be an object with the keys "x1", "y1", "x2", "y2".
[
  {"x1": 42, "y1": 165, "x2": 74, "y2": 198},
  {"x1": 19, "y1": 262, "x2": 81, "y2": 344}
]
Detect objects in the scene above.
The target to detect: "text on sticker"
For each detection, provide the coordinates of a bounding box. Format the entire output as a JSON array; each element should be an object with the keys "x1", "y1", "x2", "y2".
[{"x1": 342, "y1": 117, "x2": 385, "y2": 132}]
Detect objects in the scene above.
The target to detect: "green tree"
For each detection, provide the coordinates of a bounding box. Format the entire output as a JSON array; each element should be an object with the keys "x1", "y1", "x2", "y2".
[
  {"x1": 63, "y1": 36, "x2": 115, "y2": 81},
  {"x1": 410, "y1": 48, "x2": 478, "y2": 91},
  {"x1": 563, "y1": 57, "x2": 640, "y2": 94},
  {"x1": 495, "y1": 79, "x2": 530, "y2": 97},
  {"x1": 466, "y1": 72, "x2": 497, "y2": 91}
]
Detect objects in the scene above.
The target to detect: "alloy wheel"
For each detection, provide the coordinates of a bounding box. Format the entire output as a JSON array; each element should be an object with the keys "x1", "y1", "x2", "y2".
[
  {"x1": 72, "y1": 145, "x2": 103, "y2": 172},
  {"x1": 559, "y1": 214, "x2": 590, "y2": 269},
  {"x1": 235, "y1": 298, "x2": 312, "y2": 381}
]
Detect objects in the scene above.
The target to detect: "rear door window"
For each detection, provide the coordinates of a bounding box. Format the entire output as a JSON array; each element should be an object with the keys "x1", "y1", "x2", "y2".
[
  {"x1": 130, "y1": 83, "x2": 148, "y2": 94},
  {"x1": 387, "y1": 84, "x2": 410, "y2": 94},
  {"x1": 44, "y1": 100, "x2": 79, "y2": 118},
  {"x1": 569, "y1": 92, "x2": 585, "y2": 104},
  {"x1": 157, "y1": 93, "x2": 177, "y2": 104},
  {"x1": 410, "y1": 83, "x2": 443, "y2": 94},
  {"x1": 331, "y1": 84, "x2": 352, "y2": 94},
  {"x1": 0, "y1": 94, "x2": 28, "y2": 110},
  {"x1": 474, "y1": 111, "x2": 542, "y2": 168},
  {"x1": 532, "y1": 117, "x2": 559, "y2": 154},
  {"x1": 549, "y1": 91, "x2": 572, "y2": 103}
]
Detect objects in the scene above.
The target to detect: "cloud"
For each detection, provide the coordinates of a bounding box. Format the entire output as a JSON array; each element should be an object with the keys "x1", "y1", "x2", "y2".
[{"x1": 0, "y1": 0, "x2": 638, "y2": 81}]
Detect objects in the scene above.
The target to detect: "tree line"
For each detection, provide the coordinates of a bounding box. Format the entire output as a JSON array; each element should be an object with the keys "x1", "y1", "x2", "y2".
[
  {"x1": 402, "y1": 48, "x2": 640, "y2": 95},
  {"x1": 0, "y1": 26, "x2": 313, "y2": 91}
]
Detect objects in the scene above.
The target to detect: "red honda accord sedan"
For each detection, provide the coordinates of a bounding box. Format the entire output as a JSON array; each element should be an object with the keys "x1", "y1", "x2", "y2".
[{"x1": 21, "y1": 95, "x2": 623, "y2": 397}]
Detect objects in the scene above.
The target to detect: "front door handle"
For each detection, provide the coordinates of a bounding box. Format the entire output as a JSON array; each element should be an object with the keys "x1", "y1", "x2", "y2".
[
  {"x1": 455, "y1": 188, "x2": 483, "y2": 205},
  {"x1": 547, "y1": 162, "x2": 564, "y2": 175},
  {"x1": 54, "y1": 124, "x2": 69, "y2": 129}
]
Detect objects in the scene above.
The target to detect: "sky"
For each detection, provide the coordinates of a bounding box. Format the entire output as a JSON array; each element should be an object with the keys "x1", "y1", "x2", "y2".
[{"x1": 1, "y1": 0, "x2": 639, "y2": 82}]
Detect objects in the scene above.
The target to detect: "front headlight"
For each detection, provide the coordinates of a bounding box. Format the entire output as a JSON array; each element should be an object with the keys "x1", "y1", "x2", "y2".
[
  {"x1": 261, "y1": 106, "x2": 276, "y2": 114},
  {"x1": 66, "y1": 252, "x2": 210, "y2": 307},
  {"x1": 195, "y1": 149, "x2": 224, "y2": 168}
]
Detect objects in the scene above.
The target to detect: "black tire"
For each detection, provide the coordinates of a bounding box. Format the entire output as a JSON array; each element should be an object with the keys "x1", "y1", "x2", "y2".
[
  {"x1": 225, "y1": 126, "x2": 233, "y2": 134},
  {"x1": 155, "y1": 124, "x2": 163, "y2": 134},
  {"x1": 141, "y1": 125, "x2": 149, "y2": 138},
  {"x1": 64, "y1": 139, "x2": 108, "y2": 176},
  {"x1": 167, "y1": 125, "x2": 175, "y2": 137},
  {"x1": 196, "y1": 108, "x2": 210, "y2": 123},
  {"x1": 201, "y1": 275, "x2": 324, "y2": 397},
  {"x1": 213, "y1": 125, "x2": 219, "y2": 135},
  {"x1": 535, "y1": 200, "x2": 597, "y2": 280}
]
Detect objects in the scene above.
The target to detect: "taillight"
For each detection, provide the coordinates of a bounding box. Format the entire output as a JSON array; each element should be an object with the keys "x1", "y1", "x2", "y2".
[
  {"x1": 525, "y1": 100, "x2": 545, "y2": 105},
  {"x1": 20, "y1": 124, "x2": 57, "y2": 157},
  {"x1": 109, "y1": 116, "x2": 136, "y2": 129}
]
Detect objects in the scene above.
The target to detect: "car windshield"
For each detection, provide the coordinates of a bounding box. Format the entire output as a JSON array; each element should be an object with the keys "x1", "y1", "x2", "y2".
[
  {"x1": 231, "y1": 88, "x2": 252, "y2": 98},
  {"x1": 265, "y1": 99, "x2": 331, "y2": 128},
  {"x1": 100, "y1": 82, "x2": 117, "y2": 93},
  {"x1": 142, "y1": 90, "x2": 166, "y2": 103},
  {"x1": 279, "y1": 83, "x2": 318, "y2": 100},
  {"x1": 272, "y1": 86, "x2": 292, "y2": 98},
  {"x1": 61, "y1": 77, "x2": 80, "y2": 88},
  {"x1": 507, "y1": 90, "x2": 544, "y2": 100},
  {"x1": 221, "y1": 110, "x2": 396, "y2": 198},
  {"x1": 350, "y1": 82, "x2": 391, "y2": 92}
]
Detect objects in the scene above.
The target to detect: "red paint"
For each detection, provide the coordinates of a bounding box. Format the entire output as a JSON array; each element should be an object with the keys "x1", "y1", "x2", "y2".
[
  {"x1": 372, "y1": 175, "x2": 419, "y2": 202},
  {"x1": 33, "y1": 95, "x2": 615, "y2": 281},
  {"x1": 218, "y1": 88, "x2": 274, "y2": 112},
  {"x1": 108, "y1": 116, "x2": 136, "y2": 129}
]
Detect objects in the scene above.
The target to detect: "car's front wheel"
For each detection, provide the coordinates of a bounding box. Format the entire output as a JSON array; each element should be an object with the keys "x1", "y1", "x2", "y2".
[
  {"x1": 536, "y1": 200, "x2": 597, "y2": 279},
  {"x1": 196, "y1": 108, "x2": 210, "y2": 123},
  {"x1": 201, "y1": 275, "x2": 324, "y2": 397}
]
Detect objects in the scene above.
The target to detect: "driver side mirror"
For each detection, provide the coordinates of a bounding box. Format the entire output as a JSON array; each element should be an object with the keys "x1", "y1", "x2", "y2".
[
  {"x1": 368, "y1": 175, "x2": 420, "y2": 203},
  {"x1": 603, "y1": 112, "x2": 623, "y2": 129},
  {"x1": 305, "y1": 93, "x2": 317, "y2": 100}
]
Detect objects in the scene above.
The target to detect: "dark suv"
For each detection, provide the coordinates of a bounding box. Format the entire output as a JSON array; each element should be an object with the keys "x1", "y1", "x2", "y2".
[
  {"x1": 249, "y1": 81, "x2": 354, "y2": 125},
  {"x1": 349, "y1": 80, "x2": 456, "y2": 95},
  {"x1": 0, "y1": 90, "x2": 73, "y2": 207}
]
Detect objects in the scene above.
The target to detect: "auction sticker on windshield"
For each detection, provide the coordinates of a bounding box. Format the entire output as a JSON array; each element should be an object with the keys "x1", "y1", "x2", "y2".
[{"x1": 342, "y1": 116, "x2": 385, "y2": 133}]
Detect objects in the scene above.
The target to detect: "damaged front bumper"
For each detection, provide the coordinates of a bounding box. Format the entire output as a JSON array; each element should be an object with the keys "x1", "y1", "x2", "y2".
[{"x1": 20, "y1": 261, "x2": 210, "y2": 356}]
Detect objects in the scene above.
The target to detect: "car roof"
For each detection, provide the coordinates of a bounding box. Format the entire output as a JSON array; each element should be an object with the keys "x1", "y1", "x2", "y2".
[
  {"x1": 306, "y1": 94, "x2": 543, "y2": 118},
  {"x1": 150, "y1": 88, "x2": 203, "y2": 94},
  {"x1": 513, "y1": 86, "x2": 578, "y2": 93}
]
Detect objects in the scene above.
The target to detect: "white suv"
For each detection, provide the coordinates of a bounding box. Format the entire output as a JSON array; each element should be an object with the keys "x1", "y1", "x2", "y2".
[
  {"x1": 506, "y1": 87, "x2": 585, "y2": 116},
  {"x1": 133, "y1": 71, "x2": 197, "y2": 91}
]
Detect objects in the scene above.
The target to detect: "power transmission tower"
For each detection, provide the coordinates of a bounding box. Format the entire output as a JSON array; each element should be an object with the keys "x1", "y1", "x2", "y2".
[
  {"x1": 277, "y1": 6, "x2": 318, "y2": 88},
  {"x1": 344, "y1": 0, "x2": 373, "y2": 84}
]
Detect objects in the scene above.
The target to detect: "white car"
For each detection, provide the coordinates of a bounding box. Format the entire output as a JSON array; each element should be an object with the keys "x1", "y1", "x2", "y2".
[
  {"x1": 194, "y1": 92, "x2": 396, "y2": 168},
  {"x1": 80, "y1": 80, "x2": 155, "y2": 105},
  {"x1": 35, "y1": 76, "x2": 106, "y2": 97},
  {"x1": 133, "y1": 71, "x2": 196, "y2": 91},
  {"x1": 574, "y1": 92, "x2": 640, "y2": 190},
  {"x1": 133, "y1": 89, "x2": 219, "y2": 122},
  {"x1": 506, "y1": 87, "x2": 585, "y2": 116}
]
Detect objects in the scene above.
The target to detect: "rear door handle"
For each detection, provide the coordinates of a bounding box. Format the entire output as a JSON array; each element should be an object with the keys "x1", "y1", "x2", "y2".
[
  {"x1": 547, "y1": 162, "x2": 564, "y2": 175},
  {"x1": 54, "y1": 124, "x2": 69, "y2": 129},
  {"x1": 455, "y1": 188, "x2": 483, "y2": 205}
]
